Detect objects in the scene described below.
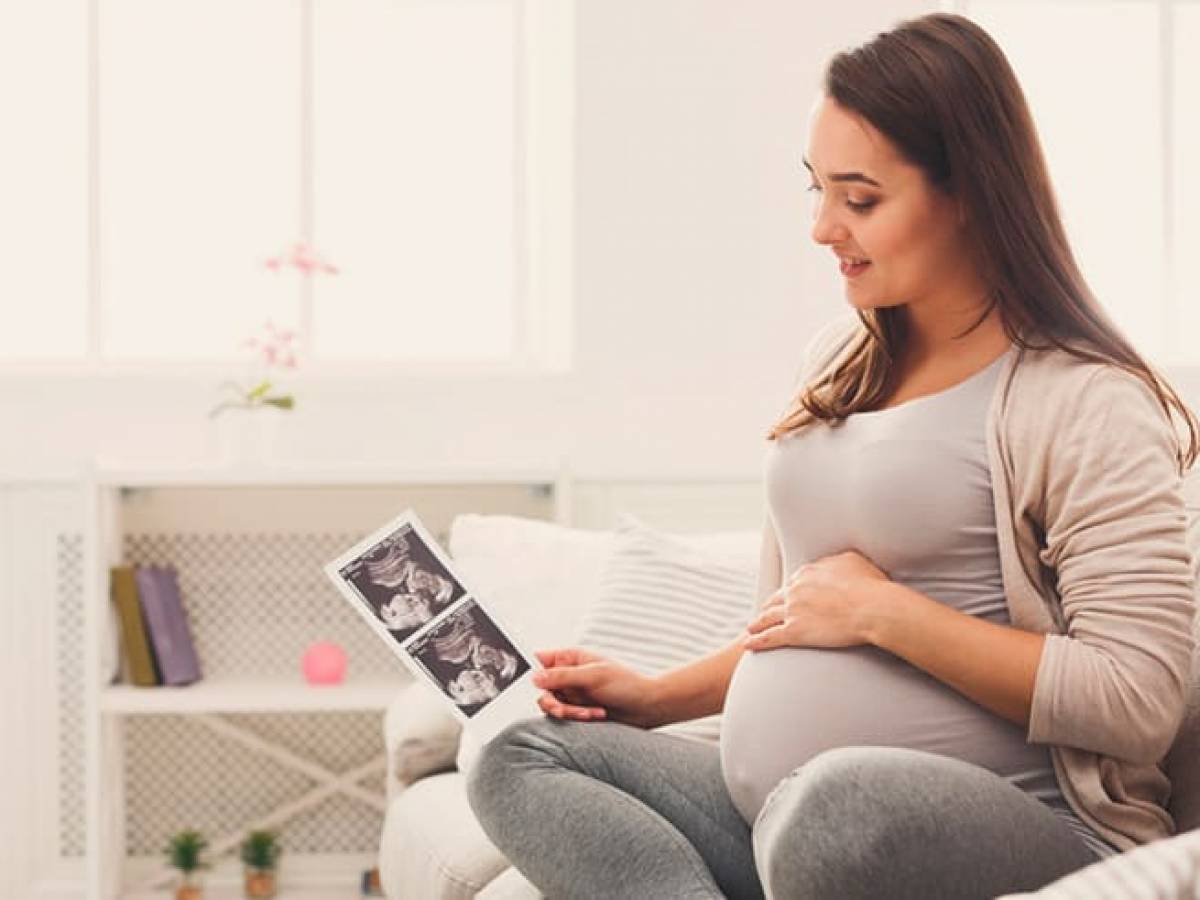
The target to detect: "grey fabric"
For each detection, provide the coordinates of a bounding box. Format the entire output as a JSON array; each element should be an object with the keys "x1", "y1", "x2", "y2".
[{"x1": 466, "y1": 716, "x2": 1107, "y2": 899}]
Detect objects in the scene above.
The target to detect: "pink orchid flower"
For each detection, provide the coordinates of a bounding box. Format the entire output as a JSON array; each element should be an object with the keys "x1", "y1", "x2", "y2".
[{"x1": 263, "y1": 241, "x2": 340, "y2": 276}]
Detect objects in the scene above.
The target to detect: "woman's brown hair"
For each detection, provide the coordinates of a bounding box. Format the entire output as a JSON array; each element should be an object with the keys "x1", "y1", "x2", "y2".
[{"x1": 767, "y1": 11, "x2": 1199, "y2": 473}]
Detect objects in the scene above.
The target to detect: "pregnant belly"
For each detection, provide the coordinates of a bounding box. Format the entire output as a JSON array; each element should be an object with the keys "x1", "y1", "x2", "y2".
[{"x1": 719, "y1": 645, "x2": 1052, "y2": 825}]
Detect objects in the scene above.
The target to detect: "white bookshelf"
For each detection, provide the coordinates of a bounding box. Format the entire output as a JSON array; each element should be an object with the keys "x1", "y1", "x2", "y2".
[
  {"x1": 101, "y1": 680, "x2": 403, "y2": 715},
  {"x1": 81, "y1": 460, "x2": 567, "y2": 900}
]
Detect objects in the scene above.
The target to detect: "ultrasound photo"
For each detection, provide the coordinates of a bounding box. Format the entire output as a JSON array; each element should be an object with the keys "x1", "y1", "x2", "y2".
[
  {"x1": 407, "y1": 599, "x2": 530, "y2": 718},
  {"x1": 337, "y1": 521, "x2": 467, "y2": 644}
]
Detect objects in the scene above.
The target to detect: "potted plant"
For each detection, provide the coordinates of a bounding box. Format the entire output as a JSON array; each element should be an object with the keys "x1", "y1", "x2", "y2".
[
  {"x1": 240, "y1": 829, "x2": 283, "y2": 898},
  {"x1": 165, "y1": 829, "x2": 209, "y2": 900}
]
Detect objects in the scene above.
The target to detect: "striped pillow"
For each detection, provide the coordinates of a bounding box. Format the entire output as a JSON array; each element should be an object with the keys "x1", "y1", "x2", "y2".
[
  {"x1": 573, "y1": 514, "x2": 760, "y2": 746},
  {"x1": 995, "y1": 827, "x2": 1200, "y2": 899}
]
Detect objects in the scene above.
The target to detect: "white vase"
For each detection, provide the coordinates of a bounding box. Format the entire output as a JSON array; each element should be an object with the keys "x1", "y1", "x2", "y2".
[{"x1": 212, "y1": 408, "x2": 284, "y2": 465}]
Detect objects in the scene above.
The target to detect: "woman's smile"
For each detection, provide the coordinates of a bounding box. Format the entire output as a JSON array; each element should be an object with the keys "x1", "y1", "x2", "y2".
[{"x1": 839, "y1": 258, "x2": 871, "y2": 278}]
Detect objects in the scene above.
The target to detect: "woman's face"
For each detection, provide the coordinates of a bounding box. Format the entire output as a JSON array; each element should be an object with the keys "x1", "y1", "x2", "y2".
[{"x1": 804, "y1": 96, "x2": 976, "y2": 316}]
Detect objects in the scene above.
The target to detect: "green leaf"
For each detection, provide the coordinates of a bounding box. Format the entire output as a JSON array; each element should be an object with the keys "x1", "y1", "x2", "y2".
[
  {"x1": 166, "y1": 829, "x2": 209, "y2": 873},
  {"x1": 247, "y1": 380, "x2": 273, "y2": 401}
]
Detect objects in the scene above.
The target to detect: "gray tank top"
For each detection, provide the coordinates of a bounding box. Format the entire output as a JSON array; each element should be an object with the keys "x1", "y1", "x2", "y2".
[{"x1": 720, "y1": 345, "x2": 1117, "y2": 858}]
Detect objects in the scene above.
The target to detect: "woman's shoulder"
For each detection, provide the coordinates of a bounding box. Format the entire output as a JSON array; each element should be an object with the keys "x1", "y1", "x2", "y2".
[
  {"x1": 1009, "y1": 345, "x2": 1175, "y2": 450},
  {"x1": 1015, "y1": 343, "x2": 1161, "y2": 408}
]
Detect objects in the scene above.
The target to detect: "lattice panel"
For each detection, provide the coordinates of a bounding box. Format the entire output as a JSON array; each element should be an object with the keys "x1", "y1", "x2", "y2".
[
  {"x1": 121, "y1": 532, "x2": 405, "y2": 681},
  {"x1": 56, "y1": 532, "x2": 86, "y2": 859},
  {"x1": 227, "y1": 714, "x2": 384, "y2": 774},
  {"x1": 123, "y1": 712, "x2": 384, "y2": 856}
]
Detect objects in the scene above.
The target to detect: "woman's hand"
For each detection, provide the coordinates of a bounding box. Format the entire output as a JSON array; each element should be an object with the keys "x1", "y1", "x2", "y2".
[
  {"x1": 742, "y1": 550, "x2": 892, "y2": 651},
  {"x1": 531, "y1": 647, "x2": 661, "y2": 728}
]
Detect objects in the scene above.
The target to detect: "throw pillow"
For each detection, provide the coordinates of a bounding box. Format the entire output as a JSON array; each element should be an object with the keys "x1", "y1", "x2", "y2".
[
  {"x1": 454, "y1": 514, "x2": 760, "y2": 775},
  {"x1": 573, "y1": 514, "x2": 759, "y2": 746},
  {"x1": 384, "y1": 680, "x2": 463, "y2": 797},
  {"x1": 995, "y1": 826, "x2": 1200, "y2": 899},
  {"x1": 448, "y1": 513, "x2": 614, "y2": 656}
]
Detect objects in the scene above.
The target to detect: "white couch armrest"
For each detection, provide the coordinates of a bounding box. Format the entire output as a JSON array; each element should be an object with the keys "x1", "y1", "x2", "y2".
[{"x1": 383, "y1": 679, "x2": 463, "y2": 801}]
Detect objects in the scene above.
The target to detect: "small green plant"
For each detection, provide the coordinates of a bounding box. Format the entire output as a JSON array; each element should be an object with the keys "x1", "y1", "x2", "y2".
[
  {"x1": 166, "y1": 829, "x2": 209, "y2": 873},
  {"x1": 240, "y1": 829, "x2": 282, "y2": 870},
  {"x1": 208, "y1": 378, "x2": 295, "y2": 418},
  {"x1": 208, "y1": 321, "x2": 298, "y2": 419}
]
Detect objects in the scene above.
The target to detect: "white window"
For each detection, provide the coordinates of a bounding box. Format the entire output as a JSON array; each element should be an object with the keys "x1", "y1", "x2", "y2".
[
  {"x1": 956, "y1": 0, "x2": 1196, "y2": 366},
  {"x1": 0, "y1": 0, "x2": 572, "y2": 372},
  {"x1": 0, "y1": 0, "x2": 89, "y2": 361}
]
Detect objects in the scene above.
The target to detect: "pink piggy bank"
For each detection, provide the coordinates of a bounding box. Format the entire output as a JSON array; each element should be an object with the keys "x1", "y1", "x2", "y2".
[{"x1": 302, "y1": 641, "x2": 347, "y2": 685}]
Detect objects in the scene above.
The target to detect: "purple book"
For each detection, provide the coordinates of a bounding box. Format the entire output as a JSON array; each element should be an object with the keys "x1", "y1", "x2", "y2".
[{"x1": 135, "y1": 565, "x2": 202, "y2": 686}]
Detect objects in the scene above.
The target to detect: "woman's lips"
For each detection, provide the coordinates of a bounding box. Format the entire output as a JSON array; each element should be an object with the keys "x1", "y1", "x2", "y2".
[{"x1": 840, "y1": 259, "x2": 871, "y2": 278}]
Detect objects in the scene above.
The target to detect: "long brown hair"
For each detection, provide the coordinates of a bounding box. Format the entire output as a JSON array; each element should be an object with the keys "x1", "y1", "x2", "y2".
[{"x1": 768, "y1": 12, "x2": 1199, "y2": 473}]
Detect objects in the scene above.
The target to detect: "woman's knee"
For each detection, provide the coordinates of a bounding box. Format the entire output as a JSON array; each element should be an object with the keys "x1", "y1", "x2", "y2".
[
  {"x1": 752, "y1": 747, "x2": 918, "y2": 897},
  {"x1": 465, "y1": 716, "x2": 584, "y2": 821}
]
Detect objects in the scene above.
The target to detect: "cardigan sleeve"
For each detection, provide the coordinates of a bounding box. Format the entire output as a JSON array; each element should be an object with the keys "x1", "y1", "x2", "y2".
[{"x1": 1028, "y1": 365, "x2": 1196, "y2": 764}]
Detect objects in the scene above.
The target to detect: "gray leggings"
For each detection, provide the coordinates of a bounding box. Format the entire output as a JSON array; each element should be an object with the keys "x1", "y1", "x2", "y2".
[{"x1": 465, "y1": 716, "x2": 1106, "y2": 900}]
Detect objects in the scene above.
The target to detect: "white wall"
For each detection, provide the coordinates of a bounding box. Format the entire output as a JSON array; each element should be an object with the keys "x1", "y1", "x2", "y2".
[
  {"x1": 5, "y1": 8, "x2": 952, "y2": 895},
  {"x1": 0, "y1": 0, "x2": 938, "y2": 484}
]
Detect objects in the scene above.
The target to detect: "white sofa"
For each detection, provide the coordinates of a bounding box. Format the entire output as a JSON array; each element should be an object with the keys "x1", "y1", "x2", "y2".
[{"x1": 377, "y1": 499, "x2": 1200, "y2": 900}]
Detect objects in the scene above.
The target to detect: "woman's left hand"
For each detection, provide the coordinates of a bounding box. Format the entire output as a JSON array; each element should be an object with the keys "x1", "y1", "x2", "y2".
[{"x1": 742, "y1": 550, "x2": 893, "y2": 651}]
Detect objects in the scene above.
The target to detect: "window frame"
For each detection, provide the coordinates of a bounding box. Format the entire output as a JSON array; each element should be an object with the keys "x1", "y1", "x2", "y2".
[{"x1": 0, "y1": 0, "x2": 574, "y2": 379}]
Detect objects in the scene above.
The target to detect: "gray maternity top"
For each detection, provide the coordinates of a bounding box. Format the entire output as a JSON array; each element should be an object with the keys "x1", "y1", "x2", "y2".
[{"x1": 720, "y1": 345, "x2": 1118, "y2": 859}]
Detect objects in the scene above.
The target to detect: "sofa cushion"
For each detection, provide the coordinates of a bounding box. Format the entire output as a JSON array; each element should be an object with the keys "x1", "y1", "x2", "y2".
[
  {"x1": 476, "y1": 866, "x2": 544, "y2": 900},
  {"x1": 378, "y1": 771, "x2": 511, "y2": 900}
]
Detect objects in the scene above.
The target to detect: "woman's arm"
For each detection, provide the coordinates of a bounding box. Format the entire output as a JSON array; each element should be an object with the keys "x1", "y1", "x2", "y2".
[
  {"x1": 1024, "y1": 367, "x2": 1195, "y2": 764},
  {"x1": 646, "y1": 637, "x2": 747, "y2": 727},
  {"x1": 863, "y1": 582, "x2": 1045, "y2": 729}
]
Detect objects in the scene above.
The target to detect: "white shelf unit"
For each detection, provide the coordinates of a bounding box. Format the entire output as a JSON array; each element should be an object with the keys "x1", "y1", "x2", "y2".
[
  {"x1": 81, "y1": 461, "x2": 567, "y2": 900},
  {"x1": 100, "y1": 680, "x2": 402, "y2": 715}
]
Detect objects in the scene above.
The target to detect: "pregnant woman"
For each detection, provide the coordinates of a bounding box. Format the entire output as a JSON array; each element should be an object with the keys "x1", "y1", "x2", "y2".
[{"x1": 465, "y1": 12, "x2": 1198, "y2": 899}]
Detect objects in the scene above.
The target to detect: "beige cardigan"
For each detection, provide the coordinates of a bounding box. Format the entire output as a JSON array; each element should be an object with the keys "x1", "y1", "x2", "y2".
[{"x1": 758, "y1": 314, "x2": 1197, "y2": 851}]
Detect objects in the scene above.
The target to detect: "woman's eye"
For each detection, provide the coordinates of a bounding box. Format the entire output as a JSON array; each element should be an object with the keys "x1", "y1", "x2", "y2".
[{"x1": 808, "y1": 182, "x2": 875, "y2": 214}]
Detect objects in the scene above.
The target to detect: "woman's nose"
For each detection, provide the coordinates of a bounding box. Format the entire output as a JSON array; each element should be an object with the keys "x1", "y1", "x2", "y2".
[{"x1": 810, "y1": 201, "x2": 847, "y2": 246}]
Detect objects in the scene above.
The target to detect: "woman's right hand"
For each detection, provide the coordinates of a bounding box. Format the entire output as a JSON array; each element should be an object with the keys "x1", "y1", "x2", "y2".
[{"x1": 531, "y1": 647, "x2": 662, "y2": 729}]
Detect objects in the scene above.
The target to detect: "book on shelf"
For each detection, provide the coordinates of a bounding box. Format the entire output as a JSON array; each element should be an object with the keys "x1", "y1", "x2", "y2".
[
  {"x1": 134, "y1": 564, "x2": 203, "y2": 686},
  {"x1": 110, "y1": 565, "x2": 161, "y2": 687}
]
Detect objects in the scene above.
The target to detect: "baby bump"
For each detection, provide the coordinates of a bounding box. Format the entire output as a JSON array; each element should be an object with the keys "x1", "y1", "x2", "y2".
[{"x1": 719, "y1": 645, "x2": 1050, "y2": 825}]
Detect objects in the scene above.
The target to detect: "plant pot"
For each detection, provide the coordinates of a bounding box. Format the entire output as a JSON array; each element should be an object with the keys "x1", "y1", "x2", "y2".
[
  {"x1": 244, "y1": 865, "x2": 278, "y2": 898},
  {"x1": 174, "y1": 871, "x2": 204, "y2": 900}
]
